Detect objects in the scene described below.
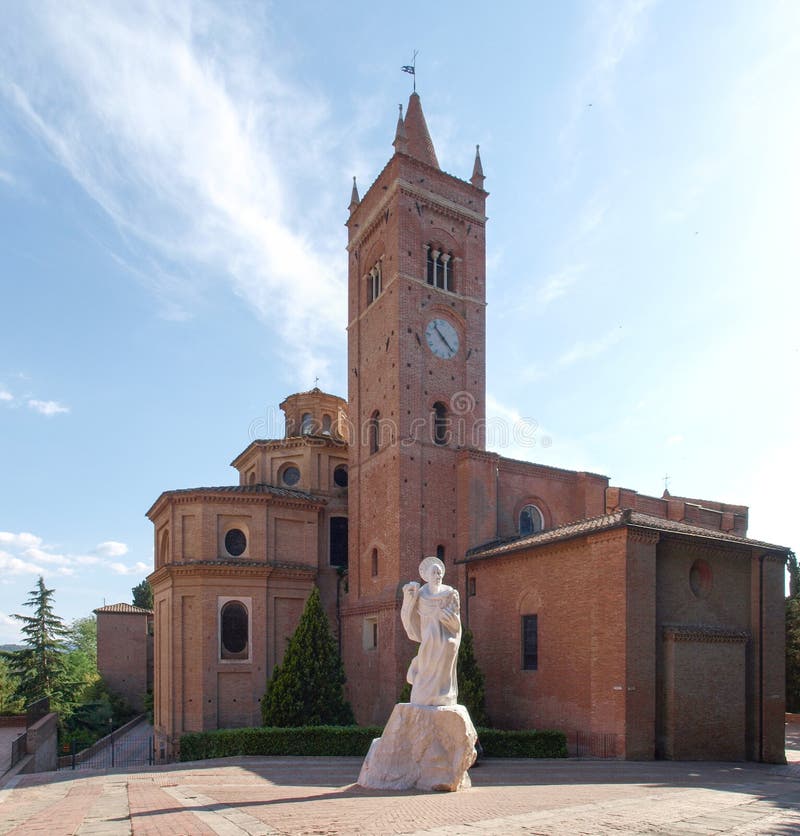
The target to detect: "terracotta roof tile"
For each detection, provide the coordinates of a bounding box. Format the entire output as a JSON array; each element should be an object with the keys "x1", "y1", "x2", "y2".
[
  {"x1": 94, "y1": 603, "x2": 153, "y2": 615},
  {"x1": 159, "y1": 483, "x2": 326, "y2": 503},
  {"x1": 462, "y1": 509, "x2": 789, "y2": 563}
]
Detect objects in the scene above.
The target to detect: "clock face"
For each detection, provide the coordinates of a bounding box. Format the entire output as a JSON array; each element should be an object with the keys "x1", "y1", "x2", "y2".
[{"x1": 425, "y1": 318, "x2": 459, "y2": 359}]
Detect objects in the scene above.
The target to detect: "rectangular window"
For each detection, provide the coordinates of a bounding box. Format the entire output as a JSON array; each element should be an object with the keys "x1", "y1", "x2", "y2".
[
  {"x1": 468, "y1": 577, "x2": 476, "y2": 597},
  {"x1": 329, "y1": 517, "x2": 348, "y2": 568},
  {"x1": 522, "y1": 614, "x2": 538, "y2": 670},
  {"x1": 362, "y1": 616, "x2": 378, "y2": 650}
]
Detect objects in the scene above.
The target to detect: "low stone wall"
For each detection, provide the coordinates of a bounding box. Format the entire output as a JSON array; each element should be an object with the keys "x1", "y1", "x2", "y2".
[
  {"x1": 23, "y1": 712, "x2": 58, "y2": 773},
  {"x1": 0, "y1": 716, "x2": 26, "y2": 729}
]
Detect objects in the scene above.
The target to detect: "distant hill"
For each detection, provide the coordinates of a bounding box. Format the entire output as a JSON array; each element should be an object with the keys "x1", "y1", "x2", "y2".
[{"x1": 0, "y1": 644, "x2": 23, "y2": 653}]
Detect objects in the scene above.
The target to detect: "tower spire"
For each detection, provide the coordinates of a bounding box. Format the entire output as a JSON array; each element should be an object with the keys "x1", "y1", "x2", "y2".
[
  {"x1": 470, "y1": 144, "x2": 485, "y2": 189},
  {"x1": 392, "y1": 104, "x2": 408, "y2": 154},
  {"x1": 348, "y1": 176, "x2": 360, "y2": 214},
  {"x1": 401, "y1": 92, "x2": 439, "y2": 169}
]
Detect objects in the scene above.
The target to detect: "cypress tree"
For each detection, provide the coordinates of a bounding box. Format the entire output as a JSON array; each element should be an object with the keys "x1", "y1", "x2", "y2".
[
  {"x1": 457, "y1": 627, "x2": 489, "y2": 726},
  {"x1": 261, "y1": 587, "x2": 354, "y2": 727},
  {"x1": 787, "y1": 552, "x2": 800, "y2": 712},
  {"x1": 131, "y1": 579, "x2": 153, "y2": 610}
]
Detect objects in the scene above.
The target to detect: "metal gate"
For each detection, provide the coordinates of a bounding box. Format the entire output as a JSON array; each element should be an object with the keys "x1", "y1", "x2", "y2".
[{"x1": 60, "y1": 726, "x2": 155, "y2": 770}]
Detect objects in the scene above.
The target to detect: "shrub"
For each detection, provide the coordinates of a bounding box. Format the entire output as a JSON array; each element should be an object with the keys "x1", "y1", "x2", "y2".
[
  {"x1": 476, "y1": 728, "x2": 567, "y2": 758},
  {"x1": 179, "y1": 724, "x2": 567, "y2": 762},
  {"x1": 180, "y1": 725, "x2": 382, "y2": 762},
  {"x1": 261, "y1": 588, "x2": 354, "y2": 727}
]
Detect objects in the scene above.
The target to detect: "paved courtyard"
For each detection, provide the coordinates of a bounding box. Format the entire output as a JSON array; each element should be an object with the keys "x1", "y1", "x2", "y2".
[{"x1": 1, "y1": 731, "x2": 798, "y2": 835}]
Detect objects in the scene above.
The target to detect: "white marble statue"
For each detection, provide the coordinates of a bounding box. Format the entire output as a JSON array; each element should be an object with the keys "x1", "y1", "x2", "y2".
[
  {"x1": 401, "y1": 556, "x2": 461, "y2": 707},
  {"x1": 358, "y1": 556, "x2": 475, "y2": 791}
]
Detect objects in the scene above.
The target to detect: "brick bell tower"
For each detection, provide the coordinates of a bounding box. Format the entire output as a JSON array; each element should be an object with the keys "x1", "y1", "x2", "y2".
[{"x1": 343, "y1": 92, "x2": 488, "y2": 723}]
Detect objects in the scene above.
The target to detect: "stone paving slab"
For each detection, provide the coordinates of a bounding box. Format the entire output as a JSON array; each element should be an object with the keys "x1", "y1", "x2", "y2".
[{"x1": 0, "y1": 739, "x2": 798, "y2": 835}]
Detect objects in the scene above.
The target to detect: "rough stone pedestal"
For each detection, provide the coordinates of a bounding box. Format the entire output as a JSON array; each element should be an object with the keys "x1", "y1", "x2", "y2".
[{"x1": 358, "y1": 703, "x2": 477, "y2": 792}]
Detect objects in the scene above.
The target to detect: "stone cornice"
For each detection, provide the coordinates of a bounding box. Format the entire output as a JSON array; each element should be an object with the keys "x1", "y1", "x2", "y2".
[
  {"x1": 231, "y1": 435, "x2": 348, "y2": 467},
  {"x1": 147, "y1": 488, "x2": 326, "y2": 519},
  {"x1": 656, "y1": 535, "x2": 752, "y2": 560},
  {"x1": 348, "y1": 273, "x2": 485, "y2": 331},
  {"x1": 662, "y1": 624, "x2": 750, "y2": 644},
  {"x1": 497, "y1": 456, "x2": 581, "y2": 484},
  {"x1": 626, "y1": 528, "x2": 661, "y2": 545},
  {"x1": 457, "y1": 447, "x2": 500, "y2": 465},
  {"x1": 148, "y1": 559, "x2": 316, "y2": 580},
  {"x1": 348, "y1": 177, "x2": 486, "y2": 253}
]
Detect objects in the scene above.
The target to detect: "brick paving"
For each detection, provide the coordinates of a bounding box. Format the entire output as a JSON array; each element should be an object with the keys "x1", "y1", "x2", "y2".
[{"x1": 0, "y1": 736, "x2": 798, "y2": 835}]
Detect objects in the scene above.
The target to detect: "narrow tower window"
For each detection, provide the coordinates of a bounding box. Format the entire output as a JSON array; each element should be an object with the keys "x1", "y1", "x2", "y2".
[
  {"x1": 300, "y1": 412, "x2": 313, "y2": 434},
  {"x1": 436, "y1": 544, "x2": 445, "y2": 561},
  {"x1": 367, "y1": 261, "x2": 382, "y2": 304},
  {"x1": 369, "y1": 410, "x2": 380, "y2": 454},
  {"x1": 522, "y1": 614, "x2": 538, "y2": 670},
  {"x1": 433, "y1": 401, "x2": 449, "y2": 446},
  {"x1": 371, "y1": 548, "x2": 379, "y2": 577},
  {"x1": 426, "y1": 244, "x2": 454, "y2": 292},
  {"x1": 330, "y1": 517, "x2": 349, "y2": 568}
]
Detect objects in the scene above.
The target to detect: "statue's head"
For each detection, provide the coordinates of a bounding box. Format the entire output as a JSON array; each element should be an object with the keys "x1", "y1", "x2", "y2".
[{"x1": 419, "y1": 556, "x2": 445, "y2": 585}]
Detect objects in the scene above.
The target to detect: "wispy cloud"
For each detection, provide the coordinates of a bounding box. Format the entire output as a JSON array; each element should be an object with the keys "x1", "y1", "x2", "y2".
[
  {"x1": 559, "y1": 0, "x2": 656, "y2": 172},
  {"x1": 558, "y1": 328, "x2": 624, "y2": 367},
  {"x1": 27, "y1": 399, "x2": 69, "y2": 416},
  {"x1": 0, "y1": 388, "x2": 14, "y2": 402},
  {"x1": 95, "y1": 541, "x2": 128, "y2": 558},
  {"x1": 536, "y1": 267, "x2": 581, "y2": 308},
  {"x1": 0, "y1": 531, "x2": 143, "y2": 578},
  {"x1": 0, "y1": 1, "x2": 353, "y2": 384},
  {"x1": 108, "y1": 561, "x2": 149, "y2": 576}
]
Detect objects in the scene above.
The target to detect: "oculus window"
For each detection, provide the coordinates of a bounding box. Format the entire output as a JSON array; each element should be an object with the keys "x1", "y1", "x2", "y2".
[
  {"x1": 333, "y1": 464, "x2": 349, "y2": 488},
  {"x1": 224, "y1": 528, "x2": 247, "y2": 557},
  {"x1": 281, "y1": 465, "x2": 301, "y2": 487},
  {"x1": 519, "y1": 504, "x2": 544, "y2": 536}
]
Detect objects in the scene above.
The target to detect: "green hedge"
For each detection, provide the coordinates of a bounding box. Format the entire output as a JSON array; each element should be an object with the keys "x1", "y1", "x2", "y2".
[
  {"x1": 477, "y1": 728, "x2": 567, "y2": 758},
  {"x1": 179, "y1": 724, "x2": 567, "y2": 762},
  {"x1": 179, "y1": 725, "x2": 382, "y2": 762}
]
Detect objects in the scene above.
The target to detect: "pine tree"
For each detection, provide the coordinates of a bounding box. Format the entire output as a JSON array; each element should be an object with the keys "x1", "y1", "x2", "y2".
[
  {"x1": 131, "y1": 579, "x2": 153, "y2": 609},
  {"x1": 261, "y1": 587, "x2": 355, "y2": 727},
  {"x1": 2, "y1": 577, "x2": 69, "y2": 706}
]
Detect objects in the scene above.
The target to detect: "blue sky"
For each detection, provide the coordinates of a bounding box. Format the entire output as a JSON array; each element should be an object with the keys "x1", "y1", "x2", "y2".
[{"x1": 1, "y1": 1, "x2": 797, "y2": 642}]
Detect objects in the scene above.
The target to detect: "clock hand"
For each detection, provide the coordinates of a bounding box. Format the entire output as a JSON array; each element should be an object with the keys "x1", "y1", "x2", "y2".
[{"x1": 433, "y1": 323, "x2": 454, "y2": 353}]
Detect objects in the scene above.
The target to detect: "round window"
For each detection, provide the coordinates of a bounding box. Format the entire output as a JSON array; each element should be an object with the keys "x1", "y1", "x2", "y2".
[
  {"x1": 689, "y1": 559, "x2": 713, "y2": 599},
  {"x1": 225, "y1": 528, "x2": 247, "y2": 557},
  {"x1": 282, "y1": 466, "x2": 300, "y2": 486},
  {"x1": 333, "y1": 464, "x2": 348, "y2": 487}
]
